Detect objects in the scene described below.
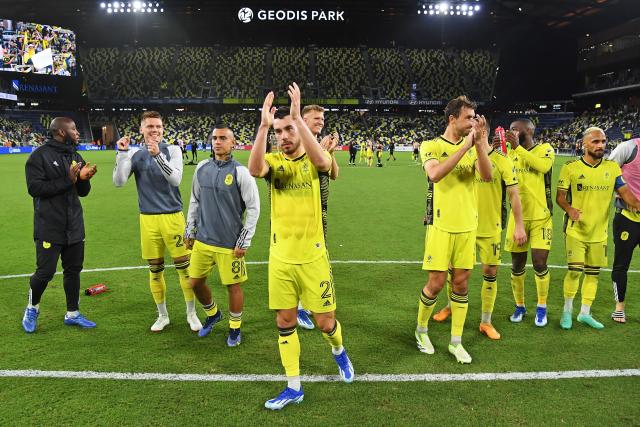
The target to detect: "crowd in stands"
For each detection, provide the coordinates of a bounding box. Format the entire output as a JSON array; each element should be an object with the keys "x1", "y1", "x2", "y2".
[
  {"x1": 1, "y1": 20, "x2": 77, "y2": 75},
  {"x1": 0, "y1": 116, "x2": 46, "y2": 147},
  {"x1": 82, "y1": 46, "x2": 498, "y2": 101}
]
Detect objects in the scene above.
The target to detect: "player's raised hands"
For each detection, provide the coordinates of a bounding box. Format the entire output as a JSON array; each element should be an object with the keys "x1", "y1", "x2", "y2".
[
  {"x1": 288, "y1": 82, "x2": 302, "y2": 121},
  {"x1": 473, "y1": 115, "x2": 489, "y2": 146},
  {"x1": 116, "y1": 135, "x2": 130, "y2": 151},
  {"x1": 146, "y1": 140, "x2": 160, "y2": 157},
  {"x1": 320, "y1": 132, "x2": 339, "y2": 153},
  {"x1": 68, "y1": 161, "x2": 82, "y2": 183},
  {"x1": 260, "y1": 91, "x2": 276, "y2": 128}
]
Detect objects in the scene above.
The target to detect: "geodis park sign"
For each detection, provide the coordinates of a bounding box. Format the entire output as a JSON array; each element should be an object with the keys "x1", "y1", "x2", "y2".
[{"x1": 237, "y1": 6, "x2": 346, "y2": 23}]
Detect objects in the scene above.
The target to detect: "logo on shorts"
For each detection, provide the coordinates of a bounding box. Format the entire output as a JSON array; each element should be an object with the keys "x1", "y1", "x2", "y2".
[
  {"x1": 238, "y1": 7, "x2": 253, "y2": 23},
  {"x1": 621, "y1": 231, "x2": 629, "y2": 241},
  {"x1": 323, "y1": 300, "x2": 332, "y2": 307},
  {"x1": 426, "y1": 255, "x2": 432, "y2": 263},
  {"x1": 233, "y1": 274, "x2": 240, "y2": 280},
  {"x1": 42, "y1": 241, "x2": 51, "y2": 249},
  {"x1": 225, "y1": 174, "x2": 234, "y2": 186}
]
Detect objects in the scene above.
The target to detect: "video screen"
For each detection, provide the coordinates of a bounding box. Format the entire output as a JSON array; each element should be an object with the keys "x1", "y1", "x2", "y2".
[{"x1": 1, "y1": 19, "x2": 77, "y2": 76}]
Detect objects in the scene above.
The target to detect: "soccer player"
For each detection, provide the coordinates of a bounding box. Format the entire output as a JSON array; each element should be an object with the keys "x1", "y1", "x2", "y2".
[
  {"x1": 190, "y1": 140, "x2": 198, "y2": 164},
  {"x1": 607, "y1": 135, "x2": 640, "y2": 323},
  {"x1": 504, "y1": 119, "x2": 555, "y2": 327},
  {"x1": 412, "y1": 140, "x2": 421, "y2": 163},
  {"x1": 415, "y1": 96, "x2": 492, "y2": 364},
  {"x1": 366, "y1": 140, "x2": 374, "y2": 167},
  {"x1": 249, "y1": 84, "x2": 354, "y2": 410},
  {"x1": 185, "y1": 125, "x2": 260, "y2": 346},
  {"x1": 294, "y1": 105, "x2": 340, "y2": 330},
  {"x1": 556, "y1": 127, "x2": 640, "y2": 329},
  {"x1": 22, "y1": 118, "x2": 98, "y2": 333},
  {"x1": 113, "y1": 111, "x2": 201, "y2": 333},
  {"x1": 348, "y1": 140, "x2": 357, "y2": 165},
  {"x1": 432, "y1": 135, "x2": 527, "y2": 340},
  {"x1": 387, "y1": 140, "x2": 396, "y2": 161},
  {"x1": 376, "y1": 141, "x2": 384, "y2": 167}
]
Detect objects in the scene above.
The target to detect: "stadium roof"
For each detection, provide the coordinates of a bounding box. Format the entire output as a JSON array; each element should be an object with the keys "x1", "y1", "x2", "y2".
[{"x1": 1, "y1": 0, "x2": 638, "y2": 47}]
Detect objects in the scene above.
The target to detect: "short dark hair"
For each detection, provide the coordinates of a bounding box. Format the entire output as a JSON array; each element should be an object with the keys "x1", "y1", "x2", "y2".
[
  {"x1": 141, "y1": 110, "x2": 162, "y2": 123},
  {"x1": 444, "y1": 95, "x2": 477, "y2": 124},
  {"x1": 514, "y1": 118, "x2": 535, "y2": 131},
  {"x1": 274, "y1": 106, "x2": 291, "y2": 120}
]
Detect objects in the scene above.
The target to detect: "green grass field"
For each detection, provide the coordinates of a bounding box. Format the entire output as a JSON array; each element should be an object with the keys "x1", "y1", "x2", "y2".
[{"x1": 1, "y1": 149, "x2": 639, "y2": 425}]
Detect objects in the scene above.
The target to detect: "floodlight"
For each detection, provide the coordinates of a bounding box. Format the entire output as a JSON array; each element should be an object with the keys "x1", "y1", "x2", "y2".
[{"x1": 100, "y1": 2, "x2": 106, "y2": 8}]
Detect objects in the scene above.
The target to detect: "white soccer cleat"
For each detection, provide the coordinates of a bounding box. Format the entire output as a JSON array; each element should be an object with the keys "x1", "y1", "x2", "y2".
[
  {"x1": 187, "y1": 312, "x2": 202, "y2": 332},
  {"x1": 150, "y1": 315, "x2": 170, "y2": 332},
  {"x1": 415, "y1": 330, "x2": 435, "y2": 354},
  {"x1": 448, "y1": 343, "x2": 472, "y2": 364}
]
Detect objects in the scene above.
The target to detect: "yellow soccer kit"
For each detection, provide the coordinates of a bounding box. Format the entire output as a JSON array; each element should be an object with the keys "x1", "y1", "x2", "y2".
[
  {"x1": 264, "y1": 151, "x2": 335, "y2": 312},
  {"x1": 189, "y1": 240, "x2": 248, "y2": 284},
  {"x1": 476, "y1": 149, "x2": 518, "y2": 265},
  {"x1": 139, "y1": 212, "x2": 190, "y2": 259},
  {"x1": 505, "y1": 142, "x2": 555, "y2": 252},
  {"x1": 420, "y1": 136, "x2": 478, "y2": 270},
  {"x1": 558, "y1": 158, "x2": 624, "y2": 267}
]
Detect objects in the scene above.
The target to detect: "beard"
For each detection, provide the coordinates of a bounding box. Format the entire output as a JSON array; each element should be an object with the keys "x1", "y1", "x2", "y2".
[
  {"x1": 589, "y1": 149, "x2": 605, "y2": 159},
  {"x1": 518, "y1": 132, "x2": 527, "y2": 144}
]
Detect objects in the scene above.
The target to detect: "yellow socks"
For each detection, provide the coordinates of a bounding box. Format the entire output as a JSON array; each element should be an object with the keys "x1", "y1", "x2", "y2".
[
  {"x1": 535, "y1": 269, "x2": 550, "y2": 306},
  {"x1": 278, "y1": 327, "x2": 301, "y2": 377},
  {"x1": 450, "y1": 291, "x2": 469, "y2": 338},
  {"x1": 417, "y1": 290, "x2": 437, "y2": 330},
  {"x1": 511, "y1": 269, "x2": 526, "y2": 306},
  {"x1": 149, "y1": 264, "x2": 167, "y2": 305}
]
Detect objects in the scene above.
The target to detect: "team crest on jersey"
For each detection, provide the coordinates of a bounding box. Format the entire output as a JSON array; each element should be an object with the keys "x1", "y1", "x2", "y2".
[
  {"x1": 42, "y1": 241, "x2": 51, "y2": 249},
  {"x1": 302, "y1": 162, "x2": 310, "y2": 173},
  {"x1": 224, "y1": 174, "x2": 234, "y2": 185}
]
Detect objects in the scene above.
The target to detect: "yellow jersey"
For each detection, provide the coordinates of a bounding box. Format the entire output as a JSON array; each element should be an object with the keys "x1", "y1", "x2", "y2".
[
  {"x1": 509, "y1": 143, "x2": 555, "y2": 220},
  {"x1": 476, "y1": 149, "x2": 518, "y2": 237},
  {"x1": 265, "y1": 151, "x2": 330, "y2": 263},
  {"x1": 421, "y1": 136, "x2": 478, "y2": 233},
  {"x1": 557, "y1": 158, "x2": 623, "y2": 242}
]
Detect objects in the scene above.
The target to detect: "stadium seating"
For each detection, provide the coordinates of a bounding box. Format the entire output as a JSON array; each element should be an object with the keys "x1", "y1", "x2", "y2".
[
  {"x1": 173, "y1": 47, "x2": 214, "y2": 98},
  {"x1": 311, "y1": 48, "x2": 367, "y2": 98},
  {"x1": 272, "y1": 47, "x2": 310, "y2": 94},
  {"x1": 0, "y1": 116, "x2": 46, "y2": 147},
  {"x1": 210, "y1": 47, "x2": 265, "y2": 98},
  {"x1": 83, "y1": 47, "x2": 118, "y2": 98},
  {"x1": 368, "y1": 48, "x2": 411, "y2": 99}
]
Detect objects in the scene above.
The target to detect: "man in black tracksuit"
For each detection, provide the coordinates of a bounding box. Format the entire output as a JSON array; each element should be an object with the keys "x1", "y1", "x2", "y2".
[{"x1": 22, "y1": 117, "x2": 98, "y2": 333}]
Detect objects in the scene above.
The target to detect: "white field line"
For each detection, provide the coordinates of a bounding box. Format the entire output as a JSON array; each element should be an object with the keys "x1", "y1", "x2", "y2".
[
  {"x1": 1, "y1": 260, "x2": 638, "y2": 280},
  {"x1": 0, "y1": 368, "x2": 638, "y2": 383}
]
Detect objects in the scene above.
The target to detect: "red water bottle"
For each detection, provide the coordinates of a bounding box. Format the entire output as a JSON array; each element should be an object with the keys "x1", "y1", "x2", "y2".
[
  {"x1": 85, "y1": 283, "x2": 108, "y2": 296},
  {"x1": 495, "y1": 126, "x2": 507, "y2": 153}
]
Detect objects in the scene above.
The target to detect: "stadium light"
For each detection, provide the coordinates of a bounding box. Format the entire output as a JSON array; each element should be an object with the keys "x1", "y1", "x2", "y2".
[
  {"x1": 107, "y1": 7, "x2": 112, "y2": 13},
  {"x1": 100, "y1": 2, "x2": 106, "y2": 8},
  {"x1": 418, "y1": 1, "x2": 482, "y2": 17},
  {"x1": 113, "y1": 1, "x2": 119, "y2": 8}
]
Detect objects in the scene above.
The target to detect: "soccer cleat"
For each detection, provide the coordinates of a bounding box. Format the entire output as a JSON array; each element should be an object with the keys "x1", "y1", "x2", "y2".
[
  {"x1": 611, "y1": 310, "x2": 626, "y2": 324},
  {"x1": 227, "y1": 328, "x2": 242, "y2": 347},
  {"x1": 22, "y1": 307, "x2": 39, "y2": 333},
  {"x1": 297, "y1": 309, "x2": 314, "y2": 330},
  {"x1": 415, "y1": 330, "x2": 435, "y2": 354},
  {"x1": 433, "y1": 306, "x2": 451, "y2": 322},
  {"x1": 448, "y1": 343, "x2": 472, "y2": 364},
  {"x1": 186, "y1": 311, "x2": 202, "y2": 332},
  {"x1": 534, "y1": 306, "x2": 547, "y2": 327},
  {"x1": 479, "y1": 323, "x2": 501, "y2": 340},
  {"x1": 63, "y1": 313, "x2": 96, "y2": 329},
  {"x1": 560, "y1": 311, "x2": 573, "y2": 330},
  {"x1": 150, "y1": 315, "x2": 170, "y2": 332},
  {"x1": 198, "y1": 310, "x2": 223, "y2": 337},
  {"x1": 264, "y1": 387, "x2": 304, "y2": 410},
  {"x1": 577, "y1": 313, "x2": 604, "y2": 330},
  {"x1": 333, "y1": 349, "x2": 355, "y2": 383},
  {"x1": 510, "y1": 305, "x2": 526, "y2": 323}
]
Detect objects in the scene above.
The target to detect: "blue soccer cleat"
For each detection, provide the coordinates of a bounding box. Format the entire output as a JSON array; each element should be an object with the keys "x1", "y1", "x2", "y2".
[
  {"x1": 297, "y1": 309, "x2": 314, "y2": 330},
  {"x1": 510, "y1": 305, "x2": 526, "y2": 323},
  {"x1": 265, "y1": 387, "x2": 304, "y2": 410},
  {"x1": 333, "y1": 349, "x2": 355, "y2": 383},
  {"x1": 198, "y1": 310, "x2": 222, "y2": 337},
  {"x1": 22, "y1": 307, "x2": 39, "y2": 333},
  {"x1": 535, "y1": 306, "x2": 547, "y2": 327},
  {"x1": 63, "y1": 313, "x2": 96, "y2": 328},
  {"x1": 227, "y1": 328, "x2": 242, "y2": 347}
]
